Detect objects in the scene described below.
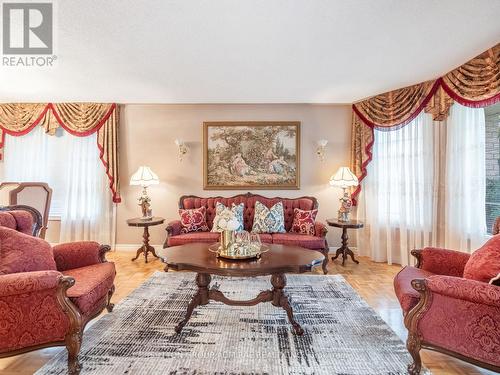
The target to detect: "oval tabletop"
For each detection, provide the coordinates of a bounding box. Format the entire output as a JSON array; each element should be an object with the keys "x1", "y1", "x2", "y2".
[
  {"x1": 126, "y1": 217, "x2": 165, "y2": 227},
  {"x1": 159, "y1": 243, "x2": 324, "y2": 277},
  {"x1": 326, "y1": 219, "x2": 364, "y2": 229}
]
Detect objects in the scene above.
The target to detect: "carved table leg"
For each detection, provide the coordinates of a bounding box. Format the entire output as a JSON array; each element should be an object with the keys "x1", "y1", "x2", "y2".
[
  {"x1": 332, "y1": 227, "x2": 359, "y2": 266},
  {"x1": 149, "y1": 244, "x2": 159, "y2": 259},
  {"x1": 271, "y1": 273, "x2": 304, "y2": 335},
  {"x1": 131, "y1": 226, "x2": 158, "y2": 263},
  {"x1": 175, "y1": 273, "x2": 211, "y2": 333},
  {"x1": 131, "y1": 246, "x2": 144, "y2": 262}
]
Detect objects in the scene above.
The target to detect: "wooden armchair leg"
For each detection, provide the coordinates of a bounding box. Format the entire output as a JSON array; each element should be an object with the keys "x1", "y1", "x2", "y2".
[
  {"x1": 106, "y1": 284, "x2": 116, "y2": 312},
  {"x1": 407, "y1": 333, "x2": 422, "y2": 375},
  {"x1": 66, "y1": 331, "x2": 83, "y2": 375},
  {"x1": 321, "y1": 242, "x2": 329, "y2": 274},
  {"x1": 56, "y1": 276, "x2": 84, "y2": 375},
  {"x1": 404, "y1": 278, "x2": 430, "y2": 375}
]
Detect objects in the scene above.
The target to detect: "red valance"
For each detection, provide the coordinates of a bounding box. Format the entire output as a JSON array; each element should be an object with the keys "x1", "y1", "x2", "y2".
[
  {"x1": 0, "y1": 103, "x2": 121, "y2": 203},
  {"x1": 351, "y1": 43, "x2": 500, "y2": 204}
]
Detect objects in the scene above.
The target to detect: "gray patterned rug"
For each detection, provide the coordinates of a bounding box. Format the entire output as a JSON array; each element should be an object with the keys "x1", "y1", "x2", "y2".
[{"x1": 36, "y1": 272, "x2": 428, "y2": 374}]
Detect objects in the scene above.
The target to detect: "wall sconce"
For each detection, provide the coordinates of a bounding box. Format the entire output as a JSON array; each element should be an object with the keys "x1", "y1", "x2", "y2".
[
  {"x1": 316, "y1": 139, "x2": 328, "y2": 162},
  {"x1": 174, "y1": 139, "x2": 189, "y2": 162}
]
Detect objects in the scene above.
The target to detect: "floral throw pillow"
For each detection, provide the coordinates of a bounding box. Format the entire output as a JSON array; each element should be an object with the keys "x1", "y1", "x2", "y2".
[
  {"x1": 179, "y1": 207, "x2": 209, "y2": 234},
  {"x1": 251, "y1": 201, "x2": 286, "y2": 234},
  {"x1": 211, "y1": 202, "x2": 245, "y2": 232},
  {"x1": 290, "y1": 208, "x2": 318, "y2": 236}
]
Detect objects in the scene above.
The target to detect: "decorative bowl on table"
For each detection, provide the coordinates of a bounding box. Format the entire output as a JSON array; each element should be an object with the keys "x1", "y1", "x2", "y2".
[{"x1": 208, "y1": 242, "x2": 270, "y2": 260}]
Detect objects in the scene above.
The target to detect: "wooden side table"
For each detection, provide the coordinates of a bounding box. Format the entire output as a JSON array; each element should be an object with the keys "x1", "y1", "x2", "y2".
[
  {"x1": 127, "y1": 217, "x2": 165, "y2": 263},
  {"x1": 326, "y1": 219, "x2": 364, "y2": 266}
]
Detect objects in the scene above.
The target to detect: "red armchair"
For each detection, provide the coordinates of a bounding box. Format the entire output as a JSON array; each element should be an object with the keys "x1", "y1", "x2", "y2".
[
  {"x1": 394, "y1": 242, "x2": 500, "y2": 374},
  {"x1": 0, "y1": 209, "x2": 116, "y2": 374}
]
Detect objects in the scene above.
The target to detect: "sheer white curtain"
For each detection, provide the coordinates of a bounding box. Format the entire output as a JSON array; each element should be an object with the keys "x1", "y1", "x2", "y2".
[
  {"x1": 444, "y1": 104, "x2": 486, "y2": 251},
  {"x1": 358, "y1": 112, "x2": 437, "y2": 265},
  {"x1": 358, "y1": 103, "x2": 487, "y2": 264},
  {"x1": 3, "y1": 126, "x2": 115, "y2": 245}
]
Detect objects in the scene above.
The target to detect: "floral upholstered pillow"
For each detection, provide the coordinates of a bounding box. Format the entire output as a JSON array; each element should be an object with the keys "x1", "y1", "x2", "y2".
[
  {"x1": 179, "y1": 207, "x2": 209, "y2": 234},
  {"x1": 211, "y1": 202, "x2": 244, "y2": 232},
  {"x1": 0, "y1": 226, "x2": 57, "y2": 275},
  {"x1": 463, "y1": 235, "x2": 500, "y2": 284},
  {"x1": 251, "y1": 201, "x2": 286, "y2": 234},
  {"x1": 290, "y1": 208, "x2": 318, "y2": 236}
]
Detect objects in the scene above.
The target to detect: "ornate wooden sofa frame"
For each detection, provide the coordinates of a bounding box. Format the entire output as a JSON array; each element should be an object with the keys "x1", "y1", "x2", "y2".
[{"x1": 164, "y1": 192, "x2": 330, "y2": 274}]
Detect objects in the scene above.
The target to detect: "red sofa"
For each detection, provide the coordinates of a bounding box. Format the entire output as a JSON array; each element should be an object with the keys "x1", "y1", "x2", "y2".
[
  {"x1": 394, "y1": 241, "x2": 500, "y2": 374},
  {"x1": 164, "y1": 193, "x2": 330, "y2": 273},
  {"x1": 0, "y1": 207, "x2": 116, "y2": 374}
]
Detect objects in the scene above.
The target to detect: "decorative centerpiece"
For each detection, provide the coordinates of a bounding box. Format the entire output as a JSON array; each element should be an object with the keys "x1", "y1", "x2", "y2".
[
  {"x1": 210, "y1": 229, "x2": 269, "y2": 260},
  {"x1": 215, "y1": 212, "x2": 240, "y2": 251}
]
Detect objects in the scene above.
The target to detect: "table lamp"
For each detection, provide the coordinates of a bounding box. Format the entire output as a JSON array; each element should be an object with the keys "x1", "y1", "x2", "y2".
[
  {"x1": 130, "y1": 166, "x2": 159, "y2": 220},
  {"x1": 329, "y1": 167, "x2": 358, "y2": 222}
]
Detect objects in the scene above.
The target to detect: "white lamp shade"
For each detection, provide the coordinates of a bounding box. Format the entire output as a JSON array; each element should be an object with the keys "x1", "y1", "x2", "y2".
[
  {"x1": 130, "y1": 166, "x2": 159, "y2": 186},
  {"x1": 329, "y1": 167, "x2": 358, "y2": 188}
]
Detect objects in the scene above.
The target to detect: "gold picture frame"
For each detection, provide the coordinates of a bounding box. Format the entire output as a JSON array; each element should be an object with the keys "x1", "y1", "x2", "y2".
[{"x1": 203, "y1": 121, "x2": 300, "y2": 190}]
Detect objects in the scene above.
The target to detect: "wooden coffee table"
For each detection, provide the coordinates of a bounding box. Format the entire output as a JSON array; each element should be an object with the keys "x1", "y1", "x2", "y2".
[{"x1": 159, "y1": 243, "x2": 323, "y2": 335}]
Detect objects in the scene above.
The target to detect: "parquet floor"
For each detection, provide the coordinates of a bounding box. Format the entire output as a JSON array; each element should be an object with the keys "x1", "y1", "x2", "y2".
[{"x1": 0, "y1": 250, "x2": 496, "y2": 375}]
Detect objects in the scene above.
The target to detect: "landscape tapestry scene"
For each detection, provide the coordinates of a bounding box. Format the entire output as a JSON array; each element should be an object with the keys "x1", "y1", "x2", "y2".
[{"x1": 204, "y1": 122, "x2": 300, "y2": 189}]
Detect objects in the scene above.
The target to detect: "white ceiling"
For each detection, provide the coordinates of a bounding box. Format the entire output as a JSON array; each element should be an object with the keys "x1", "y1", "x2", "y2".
[{"x1": 1, "y1": 0, "x2": 499, "y2": 104}]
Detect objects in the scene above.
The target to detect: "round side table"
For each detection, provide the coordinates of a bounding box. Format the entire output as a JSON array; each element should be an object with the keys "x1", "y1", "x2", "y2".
[
  {"x1": 127, "y1": 216, "x2": 165, "y2": 263},
  {"x1": 326, "y1": 219, "x2": 364, "y2": 266}
]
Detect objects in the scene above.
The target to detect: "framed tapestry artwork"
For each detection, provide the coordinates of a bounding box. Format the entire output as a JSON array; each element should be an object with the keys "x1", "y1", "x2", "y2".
[{"x1": 203, "y1": 122, "x2": 300, "y2": 190}]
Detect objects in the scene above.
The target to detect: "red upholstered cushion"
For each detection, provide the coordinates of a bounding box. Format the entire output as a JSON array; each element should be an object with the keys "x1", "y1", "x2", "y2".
[
  {"x1": 393, "y1": 266, "x2": 435, "y2": 314},
  {"x1": 167, "y1": 232, "x2": 272, "y2": 247},
  {"x1": 290, "y1": 208, "x2": 317, "y2": 235},
  {"x1": 0, "y1": 227, "x2": 56, "y2": 275},
  {"x1": 271, "y1": 233, "x2": 325, "y2": 249},
  {"x1": 63, "y1": 262, "x2": 115, "y2": 316},
  {"x1": 180, "y1": 194, "x2": 316, "y2": 232},
  {"x1": 0, "y1": 212, "x2": 17, "y2": 231},
  {"x1": 179, "y1": 207, "x2": 209, "y2": 234},
  {"x1": 0, "y1": 211, "x2": 34, "y2": 235},
  {"x1": 258, "y1": 233, "x2": 273, "y2": 244},
  {"x1": 463, "y1": 236, "x2": 500, "y2": 284},
  {"x1": 168, "y1": 232, "x2": 220, "y2": 247},
  {"x1": 8, "y1": 211, "x2": 34, "y2": 235}
]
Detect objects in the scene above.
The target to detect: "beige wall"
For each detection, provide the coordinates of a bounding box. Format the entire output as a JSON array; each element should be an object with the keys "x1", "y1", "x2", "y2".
[{"x1": 117, "y1": 104, "x2": 353, "y2": 248}]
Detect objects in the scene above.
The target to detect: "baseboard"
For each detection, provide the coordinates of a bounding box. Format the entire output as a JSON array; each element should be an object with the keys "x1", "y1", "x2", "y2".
[{"x1": 115, "y1": 244, "x2": 163, "y2": 251}]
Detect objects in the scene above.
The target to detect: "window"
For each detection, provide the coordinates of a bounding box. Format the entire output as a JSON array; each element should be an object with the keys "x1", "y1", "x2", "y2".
[
  {"x1": 3, "y1": 127, "x2": 75, "y2": 218},
  {"x1": 485, "y1": 103, "x2": 500, "y2": 234},
  {"x1": 2, "y1": 125, "x2": 114, "y2": 244}
]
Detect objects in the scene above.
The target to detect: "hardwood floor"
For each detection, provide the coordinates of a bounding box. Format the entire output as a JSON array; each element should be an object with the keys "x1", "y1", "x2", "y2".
[{"x1": 0, "y1": 250, "x2": 496, "y2": 375}]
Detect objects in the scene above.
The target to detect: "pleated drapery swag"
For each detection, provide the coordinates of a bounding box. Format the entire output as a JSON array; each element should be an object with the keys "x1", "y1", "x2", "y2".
[
  {"x1": 351, "y1": 43, "x2": 500, "y2": 203},
  {"x1": 0, "y1": 103, "x2": 121, "y2": 203}
]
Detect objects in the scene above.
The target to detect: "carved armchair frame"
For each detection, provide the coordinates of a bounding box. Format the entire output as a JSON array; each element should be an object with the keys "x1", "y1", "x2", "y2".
[
  {"x1": 0, "y1": 245, "x2": 114, "y2": 374},
  {"x1": 404, "y1": 249, "x2": 500, "y2": 375}
]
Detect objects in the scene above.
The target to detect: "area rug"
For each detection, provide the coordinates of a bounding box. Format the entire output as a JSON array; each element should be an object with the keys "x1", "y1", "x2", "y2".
[{"x1": 36, "y1": 272, "x2": 429, "y2": 375}]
